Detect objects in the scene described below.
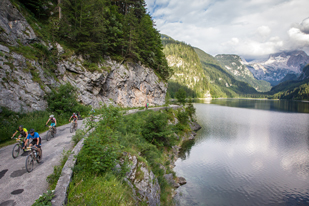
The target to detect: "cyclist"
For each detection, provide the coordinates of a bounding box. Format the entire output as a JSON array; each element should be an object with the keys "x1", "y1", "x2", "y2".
[
  {"x1": 46, "y1": 115, "x2": 57, "y2": 132},
  {"x1": 23, "y1": 129, "x2": 42, "y2": 159},
  {"x1": 69, "y1": 113, "x2": 78, "y2": 126},
  {"x1": 11, "y1": 125, "x2": 28, "y2": 149}
]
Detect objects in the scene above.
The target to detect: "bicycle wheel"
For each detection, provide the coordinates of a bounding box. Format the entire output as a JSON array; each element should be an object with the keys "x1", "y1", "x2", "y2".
[
  {"x1": 12, "y1": 144, "x2": 20, "y2": 158},
  {"x1": 46, "y1": 131, "x2": 51, "y2": 141},
  {"x1": 36, "y1": 150, "x2": 42, "y2": 163},
  {"x1": 70, "y1": 124, "x2": 74, "y2": 133},
  {"x1": 25, "y1": 154, "x2": 34, "y2": 172},
  {"x1": 75, "y1": 123, "x2": 78, "y2": 131},
  {"x1": 54, "y1": 127, "x2": 57, "y2": 135}
]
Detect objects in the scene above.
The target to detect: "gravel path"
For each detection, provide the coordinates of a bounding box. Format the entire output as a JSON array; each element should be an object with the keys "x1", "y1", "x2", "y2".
[{"x1": 0, "y1": 119, "x2": 84, "y2": 206}]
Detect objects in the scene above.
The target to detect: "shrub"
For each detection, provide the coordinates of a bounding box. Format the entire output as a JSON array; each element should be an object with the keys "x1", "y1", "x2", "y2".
[
  {"x1": 186, "y1": 98, "x2": 196, "y2": 119},
  {"x1": 76, "y1": 127, "x2": 120, "y2": 174},
  {"x1": 141, "y1": 112, "x2": 174, "y2": 147},
  {"x1": 47, "y1": 83, "x2": 90, "y2": 115},
  {"x1": 176, "y1": 88, "x2": 186, "y2": 105}
]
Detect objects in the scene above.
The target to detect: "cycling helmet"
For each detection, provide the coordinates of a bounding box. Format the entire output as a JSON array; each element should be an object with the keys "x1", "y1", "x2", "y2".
[
  {"x1": 73, "y1": 113, "x2": 76, "y2": 115},
  {"x1": 19, "y1": 125, "x2": 23, "y2": 128},
  {"x1": 50, "y1": 115, "x2": 54, "y2": 118},
  {"x1": 29, "y1": 128, "x2": 35, "y2": 133}
]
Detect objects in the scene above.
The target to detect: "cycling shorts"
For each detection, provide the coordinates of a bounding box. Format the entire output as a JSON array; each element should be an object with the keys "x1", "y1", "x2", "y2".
[
  {"x1": 51, "y1": 123, "x2": 56, "y2": 127},
  {"x1": 31, "y1": 138, "x2": 41, "y2": 147}
]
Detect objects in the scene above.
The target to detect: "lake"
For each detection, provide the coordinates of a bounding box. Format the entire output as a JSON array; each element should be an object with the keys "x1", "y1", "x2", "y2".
[{"x1": 174, "y1": 99, "x2": 309, "y2": 206}]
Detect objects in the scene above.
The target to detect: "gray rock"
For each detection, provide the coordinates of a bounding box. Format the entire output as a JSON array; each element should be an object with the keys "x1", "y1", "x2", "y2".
[
  {"x1": 164, "y1": 173, "x2": 179, "y2": 188},
  {"x1": 56, "y1": 42, "x2": 64, "y2": 55},
  {"x1": 190, "y1": 121, "x2": 202, "y2": 131},
  {"x1": 0, "y1": 44, "x2": 10, "y2": 53},
  {"x1": 0, "y1": 0, "x2": 37, "y2": 46},
  {"x1": 188, "y1": 133, "x2": 195, "y2": 140},
  {"x1": 125, "y1": 155, "x2": 161, "y2": 206},
  {"x1": 177, "y1": 177, "x2": 187, "y2": 185}
]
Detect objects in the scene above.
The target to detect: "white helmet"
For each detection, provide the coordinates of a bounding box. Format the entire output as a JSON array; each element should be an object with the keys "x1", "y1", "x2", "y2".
[{"x1": 50, "y1": 115, "x2": 54, "y2": 118}]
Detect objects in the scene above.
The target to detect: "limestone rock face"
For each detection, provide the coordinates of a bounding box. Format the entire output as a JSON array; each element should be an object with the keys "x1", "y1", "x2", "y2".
[
  {"x1": 0, "y1": 0, "x2": 166, "y2": 112},
  {"x1": 125, "y1": 154, "x2": 161, "y2": 206},
  {"x1": 56, "y1": 57, "x2": 167, "y2": 109},
  {"x1": 0, "y1": 0, "x2": 37, "y2": 46},
  {"x1": 0, "y1": 48, "x2": 53, "y2": 112}
]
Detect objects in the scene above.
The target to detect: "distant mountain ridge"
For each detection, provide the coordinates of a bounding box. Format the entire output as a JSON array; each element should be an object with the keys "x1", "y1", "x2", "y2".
[
  {"x1": 246, "y1": 50, "x2": 309, "y2": 86},
  {"x1": 161, "y1": 34, "x2": 258, "y2": 98},
  {"x1": 215, "y1": 54, "x2": 271, "y2": 92}
]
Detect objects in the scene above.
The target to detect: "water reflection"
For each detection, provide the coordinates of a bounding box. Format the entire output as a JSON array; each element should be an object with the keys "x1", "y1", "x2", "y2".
[
  {"x1": 194, "y1": 99, "x2": 309, "y2": 113},
  {"x1": 174, "y1": 101, "x2": 309, "y2": 206},
  {"x1": 178, "y1": 140, "x2": 195, "y2": 160}
]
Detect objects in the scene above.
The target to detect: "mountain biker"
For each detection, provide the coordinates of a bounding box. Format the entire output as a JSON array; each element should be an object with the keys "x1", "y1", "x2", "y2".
[
  {"x1": 24, "y1": 129, "x2": 42, "y2": 159},
  {"x1": 11, "y1": 125, "x2": 28, "y2": 149},
  {"x1": 69, "y1": 113, "x2": 78, "y2": 125},
  {"x1": 46, "y1": 115, "x2": 57, "y2": 131}
]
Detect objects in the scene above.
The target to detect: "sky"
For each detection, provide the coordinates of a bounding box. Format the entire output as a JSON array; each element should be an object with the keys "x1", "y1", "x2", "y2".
[{"x1": 145, "y1": 0, "x2": 309, "y2": 59}]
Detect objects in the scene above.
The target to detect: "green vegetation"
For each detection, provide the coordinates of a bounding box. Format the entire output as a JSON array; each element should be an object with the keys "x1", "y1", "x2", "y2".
[
  {"x1": 32, "y1": 190, "x2": 55, "y2": 206},
  {"x1": 215, "y1": 54, "x2": 271, "y2": 92},
  {"x1": 0, "y1": 107, "x2": 67, "y2": 144},
  {"x1": 162, "y1": 37, "x2": 209, "y2": 98},
  {"x1": 161, "y1": 35, "x2": 258, "y2": 99},
  {"x1": 67, "y1": 104, "x2": 195, "y2": 205},
  {"x1": 0, "y1": 83, "x2": 89, "y2": 144},
  {"x1": 268, "y1": 64, "x2": 309, "y2": 100},
  {"x1": 47, "y1": 150, "x2": 72, "y2": 190},
  {"x1": 194, "y1": 47, "x2": 258, "y2": 98},
  {"x1": 176, "y1": 88, "x2": 186, "y2": 105}
]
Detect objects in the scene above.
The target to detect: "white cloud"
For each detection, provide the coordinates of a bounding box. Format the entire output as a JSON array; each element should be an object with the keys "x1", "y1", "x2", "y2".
[{"x1": 145, "y1": 0, "x2": 309, "y2": 58}]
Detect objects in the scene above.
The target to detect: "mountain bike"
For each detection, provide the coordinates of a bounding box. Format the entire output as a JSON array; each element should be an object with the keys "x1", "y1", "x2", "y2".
[
  {"x1": 12, "y1": 137, "x2": 29, "y2": 159},
  {"x1": 25, "y1": 146, "x2": 42, "y2": 172},
  {"x1": 46, "y1": 125, "x2": 57, "y2": 141},
  {"x1": 70, "y1": 121, "x2": 78, "y2": 133}
]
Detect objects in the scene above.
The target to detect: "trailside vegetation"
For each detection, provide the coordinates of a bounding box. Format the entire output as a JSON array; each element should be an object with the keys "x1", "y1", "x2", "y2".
[
  {"x1": 67, "y1": 104, "x2": 196, "y2": 205},
  {"x1": 0, "y1": 83, "x2": 89, "y2": 145},
  {"x1": 16, "y1": 0, "x2": 171, "y2": 80}
]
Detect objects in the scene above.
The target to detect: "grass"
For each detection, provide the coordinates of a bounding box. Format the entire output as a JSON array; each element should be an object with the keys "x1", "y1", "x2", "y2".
[
  {"x1": 47, "y1": 149, "x2": 72, "y2": 190},
  {"x1": 67, "y1": 105, "x2": 191, "y2": 205},
  {"x1": 67, "y1": 172, "x2": 135, "y2": 206}
]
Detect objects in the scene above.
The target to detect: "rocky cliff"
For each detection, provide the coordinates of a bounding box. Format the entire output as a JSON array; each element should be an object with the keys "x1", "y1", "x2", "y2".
[
  {"x1": 0, "y1": 0, "x2": 167, "y2": 112},
  {"x1": 246, "y1": 50, "x2": 309, "y2": 85}
]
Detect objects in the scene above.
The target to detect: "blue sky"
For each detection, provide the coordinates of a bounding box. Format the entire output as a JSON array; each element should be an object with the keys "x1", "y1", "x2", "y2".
[{"x1": 145, "y1": 0, "x2": 309, "y2": 59}]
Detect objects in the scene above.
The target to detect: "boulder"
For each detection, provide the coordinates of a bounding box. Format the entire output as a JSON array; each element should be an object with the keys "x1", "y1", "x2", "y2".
[{"x1": 177, "y1": 177, "x2": 187, "y2": 185}]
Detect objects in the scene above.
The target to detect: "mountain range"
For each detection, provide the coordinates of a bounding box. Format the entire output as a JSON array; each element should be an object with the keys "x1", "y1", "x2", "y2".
[
  {"x1": 245, "y1": 50, "x2": 309, "y2": 86},
  {"x1": 162, "y1": 34, "x2": 309, "y2": 100}
]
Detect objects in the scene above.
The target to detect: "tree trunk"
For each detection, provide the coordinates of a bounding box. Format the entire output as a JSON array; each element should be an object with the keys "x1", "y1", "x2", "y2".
[{"x1": 58, "y1": 0, "x2": 62, "y2": 19}]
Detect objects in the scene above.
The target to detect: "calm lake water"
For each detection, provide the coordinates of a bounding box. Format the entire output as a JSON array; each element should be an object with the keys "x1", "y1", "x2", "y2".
[{"x1": 174, "y1": 99, "x2": 309, "y2": 206}]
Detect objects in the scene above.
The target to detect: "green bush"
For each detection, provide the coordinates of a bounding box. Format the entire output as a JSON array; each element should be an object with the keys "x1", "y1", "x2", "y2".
[
  {"x1": 76, "y1": 127, "x2": 120, "y2": 174},
  {"x1": 186, "y1": 98, "x2": 196, "y2": 119},
  {"x1": 176, "y1": 88, "x2": 186, "y2": 105},
  {"x1": 47, "y1": 83, "x2": 90, "y2": 115},
  {"x1": 72, "y1": 129, "x2": 86, "y2": 146},
  {"x1": 141, "y1": 112, "x2": 174, "y2": 147},
  {"x1": 32, "y1": 190, "x2": 55, "y2": 206}
]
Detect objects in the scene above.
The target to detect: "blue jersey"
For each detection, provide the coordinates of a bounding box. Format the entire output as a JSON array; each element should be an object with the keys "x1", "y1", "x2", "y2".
[{"x1": 27, "y1": 132, "x2": 40, "y2": 140}]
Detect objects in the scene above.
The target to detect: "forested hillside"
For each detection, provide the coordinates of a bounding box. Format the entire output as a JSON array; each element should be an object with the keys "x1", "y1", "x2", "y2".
[
  {"x1": 161, "y1": 35, "x2": 209, "y2": 98},
  {"x1": 161, "y1": 35, "x2": 258, "y2": 98},
  {"x1": 6, "y1": 0, "x2": 172, "y2": 80},
  {"x1": 270, "y1": 64, "x2": 309, "y2": 100},
  {"x1": 194, "y1": 48, "x2": 258, "y2": 98},
  {"x1": 215, "y1": 54, "x2": 271, "y2": 92}
]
